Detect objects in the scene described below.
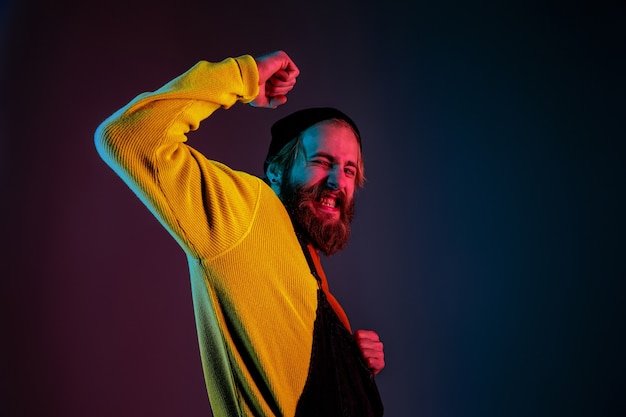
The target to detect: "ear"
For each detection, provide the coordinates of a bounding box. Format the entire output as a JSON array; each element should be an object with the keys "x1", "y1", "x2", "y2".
[{"x1": 266, "y1": 163, "x2": 283, "y2": 192}]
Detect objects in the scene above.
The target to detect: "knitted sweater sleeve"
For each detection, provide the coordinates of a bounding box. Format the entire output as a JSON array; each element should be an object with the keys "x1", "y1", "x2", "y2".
[{"x1": 95, "y1": 56, "x2": 261, "y2": 258}]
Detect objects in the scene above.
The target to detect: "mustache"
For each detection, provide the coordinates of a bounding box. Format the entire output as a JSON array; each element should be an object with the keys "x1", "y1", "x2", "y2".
[{"x1": 296, "y1": 183, "x2": 349, "y2": 208}]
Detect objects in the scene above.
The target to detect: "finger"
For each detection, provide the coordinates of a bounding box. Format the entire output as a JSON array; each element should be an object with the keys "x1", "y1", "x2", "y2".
[
  {"x1": 355, "y1": 334, "x2": 382, "y2": 345},
  {"x1": 266, "y1": 77, "x2": 297, "y2": 90},
  {"x1": 361, "y1": 353, "x2": 385, "y2": 374},
  {"x1": 271, "y1": 69, "x2": 289, "y2": 81},
  {"x1": 268, "y1": 95, "x2": 288, "y2": 108},
  {"x1": 266, "y1": 86, "x2": 295, "y2": 98},
  {"x1": 358, "y1": 343, "x2": 384, "y2": 357},
  {"x1": 272, "y1": 69, "x2": 299, "y2": 82},
  {"x1": 368, "y1": 359, "x2": 385, "y2": 375},
  {"x1": 266, "y1": 78, "x2": 296, "y2": 89},
  {"x1": 265, "y1": 74, "x2": 296, "y2": 93},
  {"x1": 279, "y1": 58, "x2": 300, "y2": 78},
  {"x1": 355, "y1": 329, "x2": 381, "y2": 342},
  {"x1": 360, "y1": 345, "x2": 384, "y2": 357},
  {"x1": 265, "y1": 79, "x2": 296, "y2": 93},
  {"x1": 362, "y1": 351, "x2": 384, "y2": 364}
]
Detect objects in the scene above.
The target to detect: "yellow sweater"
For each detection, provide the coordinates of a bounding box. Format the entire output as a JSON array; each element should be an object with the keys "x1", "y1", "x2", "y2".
[{"x1": 95, "y1": 56, "x2": 351, "y2": 416}]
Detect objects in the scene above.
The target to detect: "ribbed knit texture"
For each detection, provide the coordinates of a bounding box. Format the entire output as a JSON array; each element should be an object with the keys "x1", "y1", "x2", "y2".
[{"x1": 94, "y1": 56, "x2": 353, "y2": 416}]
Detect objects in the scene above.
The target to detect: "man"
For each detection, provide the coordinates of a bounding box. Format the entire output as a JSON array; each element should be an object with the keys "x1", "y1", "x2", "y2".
[{"x1": 95, "y1": 50, "x2": 384, "y2": 417}]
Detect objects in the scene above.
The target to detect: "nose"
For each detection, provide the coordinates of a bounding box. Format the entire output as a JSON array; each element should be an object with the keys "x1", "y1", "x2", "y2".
[{"x1": 326, "y1": 166, "x2": 345, "y2": 190}]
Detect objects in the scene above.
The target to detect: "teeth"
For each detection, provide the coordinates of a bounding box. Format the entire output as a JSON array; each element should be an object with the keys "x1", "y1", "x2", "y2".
[{"x1": 320, "y1": 197, "x2": 336, "y2": 208}]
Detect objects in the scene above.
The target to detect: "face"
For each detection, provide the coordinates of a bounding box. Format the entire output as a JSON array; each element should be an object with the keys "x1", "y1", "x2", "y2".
[{"x1": 272, "y1": 120, "x2": 361, "y2": 255}]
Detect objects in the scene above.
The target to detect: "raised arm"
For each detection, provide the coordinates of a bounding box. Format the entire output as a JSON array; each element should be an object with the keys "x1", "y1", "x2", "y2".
[{"x1": 94, "y1": 52, "x2": 299, "y2": 258}]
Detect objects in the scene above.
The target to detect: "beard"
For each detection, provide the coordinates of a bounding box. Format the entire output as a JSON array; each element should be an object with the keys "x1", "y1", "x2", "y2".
[{"x1": 280, "y1": 180, "x2": 355, "y2": 256}]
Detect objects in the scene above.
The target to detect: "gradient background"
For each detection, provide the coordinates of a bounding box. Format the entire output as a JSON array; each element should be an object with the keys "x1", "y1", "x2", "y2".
[{"x1": 1, "y1": 1, "x2": 624, "y2": 416}]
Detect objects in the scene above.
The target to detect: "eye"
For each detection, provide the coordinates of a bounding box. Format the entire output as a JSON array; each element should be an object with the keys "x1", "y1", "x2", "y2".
[
  {"x1": 344, "y1": 167, "x2": 357, "y2": 177},
  {"x1": 311, "y1": 159, "x2": 331, "y2": 167}
]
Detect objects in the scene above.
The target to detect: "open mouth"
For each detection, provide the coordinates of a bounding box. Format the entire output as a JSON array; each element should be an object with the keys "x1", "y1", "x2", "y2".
[
  {"x1": 315, "y1": 195, "x2": 342, "y2": 215},
  {"x1": 319, "y1": 196, "x2": 337, "y2": 209}
]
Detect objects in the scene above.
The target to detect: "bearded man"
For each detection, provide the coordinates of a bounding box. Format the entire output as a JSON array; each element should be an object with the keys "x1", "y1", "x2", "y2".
[{"x1": 95, "y1": 50, "x2": 384, "y2": 417}]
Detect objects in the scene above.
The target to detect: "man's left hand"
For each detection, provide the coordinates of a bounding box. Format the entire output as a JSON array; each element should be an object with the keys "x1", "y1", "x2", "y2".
[{"x1": 354, "y1": 329, "x2": 385, "y2": 376}]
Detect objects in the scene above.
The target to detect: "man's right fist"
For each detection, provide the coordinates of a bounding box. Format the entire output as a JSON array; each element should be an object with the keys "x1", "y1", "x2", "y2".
[{"x1": 251, "y1": 50, "x2": 300, "y2": 109}]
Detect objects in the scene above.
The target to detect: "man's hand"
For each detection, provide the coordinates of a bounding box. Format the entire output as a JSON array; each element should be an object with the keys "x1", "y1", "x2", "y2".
[
  {"x1": 354, "y1": 329, "x2": 385, "y2": 376},
  {"x1": 251, "y1": 50, "x2": 299, "y2": 109}
]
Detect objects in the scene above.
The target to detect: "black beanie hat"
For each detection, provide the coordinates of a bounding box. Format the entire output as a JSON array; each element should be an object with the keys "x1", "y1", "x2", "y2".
[{"x1": 264, "y1": 107, "x2": 361, "y2": 174}]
